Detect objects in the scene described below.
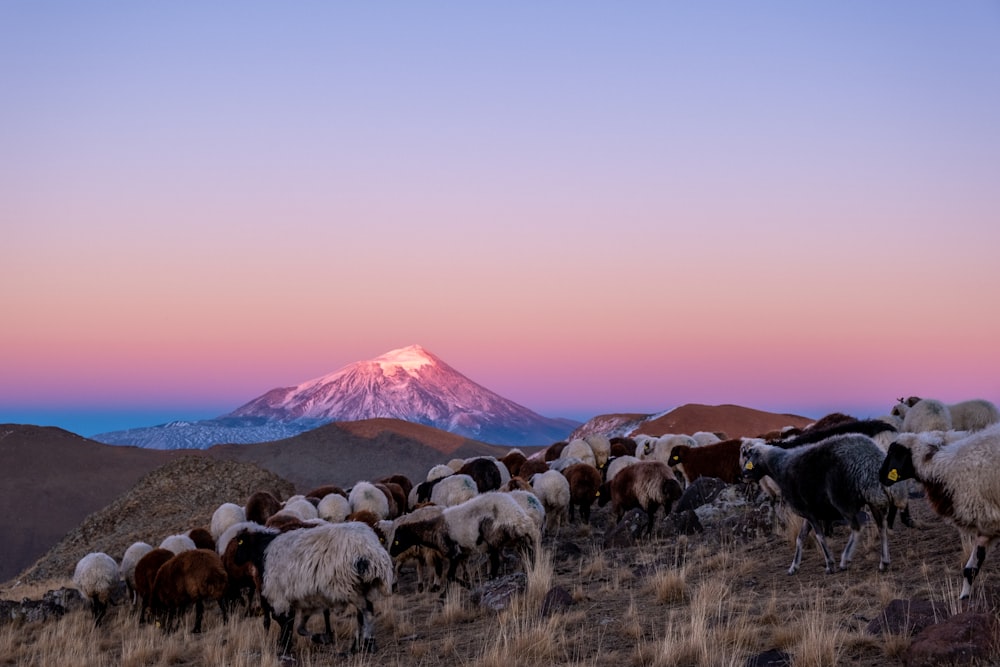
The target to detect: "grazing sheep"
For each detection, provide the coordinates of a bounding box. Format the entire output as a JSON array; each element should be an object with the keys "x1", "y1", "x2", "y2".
[
  {"x1": 120, "y1": 542, "x2": 153, "y2": 605},
  {"x1": 529, "y1": 469, "x2": 571, "y2": 532},
  {"x1": 667, "y1": 438, "x2": 743, "y2": 485},
  {"x1": 605, "y1": 455, "x2": 640, "y2": 483},
  {"x1": 426, "y1": 464, "x2": 455, "y2": 482},
  {"x1": 458, "y1": 457, "x2": 503, "y2": 492},
  {"x1": 584, "y1": 434, "x2": 612, "y2": 469},
  {"x1": 640, "y1": 434, "x2": 698, "y2": 465},
  {"x1": 159, "y1": 533, "x2": 196, "y2": 555},
  {"x1": 501, "y1": 476, "x2": 533, "y2": 492},
  {"x1": 246, "y1": 490, "x2": 283, "y2": 525},
  {"x1": 381, "y1": 506, "x2": 447, "y2": 594},
  {"x1": 282, "y1": 497, "x2": 320, "y2": 521},
  {"x1": 609, "y1": 436, "x2": 638, "y2": 457},
  {"x1": 73, "y1": 552, "x2": 123, "y2": 626},
  {"x1": 317, "y1": 493, "x2": 352, "y2": 523},
  {"x1": 548, "y1": 456, "x2": 585, "y2": 473},
  {"x1": 691, "y1": 431, "x2": 723, "y2": 446},
  {"x1": 378, "y1": 475, "x2": 413, "y2": 510},
  {"x1": 430, "y1": 473, "x2": 479, "y2": 507},
  {"x1": 544, "y1": 441, "x2": 569, "y2": 462},
  {"x1": 894, "y1": 398, "x2": 953, "y2": 433},
  {"x1": 217, "y1": 521, "x2": 268, "y2": 617},
  {"x1": 231, "y1": 521, "x2": 393, "y2": 655},
  {"x1": 188, "y1": 527, "x2": 215, "y2": 551},
  {"x1": 304, "y1": 485, "x2": 346, "y2": 501},
  {"x1": 150, "y1": 549, "x2": 228, "y2": 633},
  {"x1": 562, "y1": 463, "x2": 603, "y2": 524},
  {"x1": 508, "y1": 489, "x2": 546, "y2": 534},
  {"x1": 742, "y1": 435, "x2": 892, "y2": 575},
  {"x1": 560, "y1": 439, "x2": 597, "y2": 467},
  {"x1": 349, "y1": 481, "x2": 391, "y2": 520},
  {"x1": 597, "y1": 461, "x2": 682, "y2": 537},
  {"x1": 374, "y1": 482, "x2": 402, "y2": 518},
  {"x1": 211, "y1": 502, "x2": 247, "y2": 542},
  {"x1": 879, "y1": 424, "x2": 1000, "y2": 599},
  {"x1": 134, "y1": 548, "x2": 175, "y2": 624},
  {"x1": 948, "y1": 399, "x2": 1000, "y2": 432},
  {"x1": 500, "y1": 450, "x2": 527, "y2": 478},
  {"x1": 518, "y1": 458, "x2": 551, "y2": 480}
]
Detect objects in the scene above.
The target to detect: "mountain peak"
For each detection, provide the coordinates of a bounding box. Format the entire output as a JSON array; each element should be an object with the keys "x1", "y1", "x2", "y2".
[{"x1": 371, "y1": 344, "x2": 436, "y2": 377}]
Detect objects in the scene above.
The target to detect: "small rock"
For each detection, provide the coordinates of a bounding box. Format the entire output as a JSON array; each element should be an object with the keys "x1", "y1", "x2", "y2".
[
  {"x1": 661, "y1": 510, "x2": 703, "y2": 537},
  {"x1": 905, "y1": 612, "x2": 997, "y2": 667},
  {"x1": 675, "y1": 477, "x2": 729, "y2": 513},
  {"x1": 540, "y1": 586, "x2": 574, "y2": 617},
  {"x1": 745, "y1": 648, "x2": 791, "y2": 666},
  {"x1": 470, "y1": 573, "x2": 526, "y2": 611},
  {"x1": 603, "y1": 508, "x2": 647, "y2": 548}
]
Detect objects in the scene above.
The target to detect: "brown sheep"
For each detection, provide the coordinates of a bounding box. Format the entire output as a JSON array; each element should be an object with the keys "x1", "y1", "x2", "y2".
[
  {"x1": 597, "y1": 461, "x2": 682, "y2": 537},
  {"x1": 188, "y1": 527, "x2": 215, "y2": 551},
  {"x1": 150, "y1": 549, "x2": 228, "y2": 633},
  {"x1": 500, "y1": 450, "x2": 528, "y2": 478},
  {"x1": 134, "y1": 548, "x2": 175, "y2": 624},
  {"x1": 609, "y1": 436, "x2": 638, "y2": 457},
  {"x1": 668, "y1": 438, "x2": 743, "y2": 485},
  {"x1": 303, "y1": 484, "x2": 347, "y2": 500},
  {"x1": 562, "y1": 463, "x2": 602, "y2": 524},
  {"x1": 518, "y1": 458, "x2": 550, "y2": 480},
  {"x1": 245, "y1": 490, "x2": 283, "y2": 525},
  {"x1": 347, "y1": 509, "x2": 381, "y2": 529},
  {"x1": 378, "y1": 474, "x2": 414, "y2": 507},
  {"x1": 375, "y1": 481, "x2": 406, "y2": 518},
  {"x1": 544, "y1": 441, "x2": 569, "y2": 462},
  {"x1": 457, "y1": 458, "x2": 503, "y2": 493}
]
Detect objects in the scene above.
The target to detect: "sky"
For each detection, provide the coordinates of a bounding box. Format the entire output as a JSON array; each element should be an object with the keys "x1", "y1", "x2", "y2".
[{"x1": 3, "y1": 3, "x2": 1000, "y2": 436}]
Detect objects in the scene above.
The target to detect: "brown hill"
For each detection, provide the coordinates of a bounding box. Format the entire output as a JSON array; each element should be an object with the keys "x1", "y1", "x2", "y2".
[
  {"x1": 15, "y1": 455, "x2": 293, "y2": 585},
  {"x1": 632, "y1": 403, "x2": 815, "y2": 438},
  {"x1": 0, "y1": 425, "x2": 182, "y2": 584},
  {"x1": 205, "y1": 418, "x2": 511, "y2": 492}
]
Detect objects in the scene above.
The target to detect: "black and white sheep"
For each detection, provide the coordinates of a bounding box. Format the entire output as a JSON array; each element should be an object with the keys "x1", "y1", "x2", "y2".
[
  {"x1": 149, "y1": 548, "x2": 228, "y2": 633},
  {"x1": 742, "y1": 434, "x2": 892, "y2": 575},
  {"x1": 73, "y1": 552, "x2": 124, "y2": 626},
  {"x1": 232, "y1": 521, "x2": 393, "y2": 655},
  {"x1": 597, "y1": 461, "x2": 682, "y2": 537},
  {"x1": 879, "y1": 424, "x2": 1000, "y2": 599}
]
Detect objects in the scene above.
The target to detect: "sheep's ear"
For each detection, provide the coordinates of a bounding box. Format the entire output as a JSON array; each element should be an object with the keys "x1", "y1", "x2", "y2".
[{"x1": 886, "y1": 469, "x2": 899, "y2": 482}]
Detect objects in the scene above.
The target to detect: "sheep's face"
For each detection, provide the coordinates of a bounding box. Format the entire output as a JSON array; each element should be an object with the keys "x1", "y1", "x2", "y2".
[
  {"x1": 741, "y1": 447, "x2": 768, "y2": 482},
  {"x1": 389, "y1": 524, "x2": 422, "y2": 558},
  {"x1": 878, "y1": 442, "x2": 917, "y2": 486},
  {"x1": 667, "y1": 445, "x2": 687, "y2": 468}
]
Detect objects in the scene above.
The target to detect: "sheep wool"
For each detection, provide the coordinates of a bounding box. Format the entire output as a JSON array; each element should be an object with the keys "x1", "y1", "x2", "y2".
[
  {"x1": 73, "y1": 552, "x2": 123, "y2": 626},
  {"x1": 210, "y1": 502, "x2": 247, "y2": 541},
  {"x1": 349, "y1": 481, "x2": 391, "y2": 520}
]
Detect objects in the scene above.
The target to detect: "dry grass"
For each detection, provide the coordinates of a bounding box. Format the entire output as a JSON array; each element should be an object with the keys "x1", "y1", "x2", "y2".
[{"x1": 5, "y1": 494, "x2": 1000, "y2": 667}]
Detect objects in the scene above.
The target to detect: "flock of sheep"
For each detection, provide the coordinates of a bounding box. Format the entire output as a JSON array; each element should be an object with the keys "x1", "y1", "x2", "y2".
[{"x1": 71, "y1": 395, "x2": 1000, "y2": 657}]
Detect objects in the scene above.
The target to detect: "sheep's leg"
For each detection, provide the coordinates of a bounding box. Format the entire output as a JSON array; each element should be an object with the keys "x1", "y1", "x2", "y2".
[
  {"x1": 218, "y1": 598, "x2": 228, "y2": 625},
  {"x1": 353, "y1": 599, "x2": 377, "y2": 653},
  {"x1": 92, "y1": 598, "x2": 107, "y2": 626},
  {"x1": 192, "y1": 600, "x2": 204, "y2": 633},
  {"x1": 960, "y1": 535, "x2": 993, "y2": 600},
  {"x1": 581, "y1": 502, "x2": 592, "y2": 524},
  {"x1": 811, "y1": 523, "x2": 836, "y2": 574},
  {"x1": 789, "y1": 519, "x2": 812, "y2": 574},
  {"x1": 310, "y1": 609, "x2": 334, "y2": 645},
  {"x1": 839, "y1": 528, "x2": 859, "y2": 570},
  {"x1": 569, "y1": 503, "x2": 576, "y2": 522},
  {"x1": 878, "y1": 510, "x2": 891, "y2": 571},
  {"x1": 275, "y1": 612, "x2": 295, "y2": 657},
  {"x1": 644, "y1": 502, "x2": 660, "y2": 538}
]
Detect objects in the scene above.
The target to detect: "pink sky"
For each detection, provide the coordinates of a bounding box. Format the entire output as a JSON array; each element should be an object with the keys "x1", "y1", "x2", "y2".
[{"x1": 3, "y1": 3, "x2": 1000, "y2": 434}]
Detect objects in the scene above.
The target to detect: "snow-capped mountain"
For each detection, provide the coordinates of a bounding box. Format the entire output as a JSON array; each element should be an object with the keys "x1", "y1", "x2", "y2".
[{"x1": 93, "y1": 345, "x2": 578, "y2": 449}]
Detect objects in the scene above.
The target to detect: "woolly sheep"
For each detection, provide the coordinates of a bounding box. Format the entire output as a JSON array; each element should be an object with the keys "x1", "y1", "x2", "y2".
[
  {"x1": 508, "y1": 489, "x2": 547, "y2": 534},
  {"x1": 282, "y1": 497, "x2": 320, "y2": 521},
  {"x1": 500, "y1": 450, "x2": 528, "y2": 478},
  {"x1": 517, "y1": 458, "x2": 551, "y2": 480},
  {"x1": 560, "y1": 439, "x2": 597, "y2": 467},
  {"x1": 543, "y1": 441, "x2": 568, "y2": 461},
  {"x1": 597, "y1": 461, "x2": 682, "y2": 537},
  {"x1": 426, "y1": 464, "x2": 455, "y2": 482},
  {"x1": 457, "y1": 457, "x2": 503, "y2": 492},
  {"x1": 691, "y1": 431, "x2": 723, "y2": 446},
  {"x1": 134, "y1": 548, "x2": 175, "y2": 624},
  {"x1": 667, "y1": 438, "x2": 743, "y2": 485},
  {"x1": 349, "y1": 481, "x2": 391, "y2": 520},
  {"x1": 73, "y1": 552, "x2": 123, "y2": 626},
  {"x1": 430, "y1": 473, "x2": 479, "y2": 507},
  {"x1": 217, "y1": 521, "x2": 277, "y2": 619},
  {"x1": 562, "y1": 463, "x2": 603, "y2": 524},
  {"x1": 120, "y1": 542, "x2": 153, "y2": 606},
  {"x1": 210, "y1": 502, "x2": 247, "y2": 542},
  {"x1": 246, "y1": 490, "x2": 283, "y2": 525},
  {"x1": 529, "y1": 469, "x2": 571, "y2": 532},
  {"x1": 879, "y1": 424, "x2": 1000, "y2": 599},
  {"x1": 446, "y1": 458, "x2": 466, "y2": 472},
  {"x1": 374, "y1": 482, "x2": 402, "y2": 518},
  {"x1": 378, "y1": 474, "x2": 414, "y2": 508},
  {"x1": 232, "y1": 521, "x2": 393, "y2": 654},
  {"x1": 609, "y1": 436, "x2": 638, "y2": 457},
  {"x1": 742, "y1": 435, "x2": 892, "y2": 575},
  {"x1": 548, "y1": 456, "x2": 585, "y2": 472},
  {"x1": 640, "y1": 434, "x2": 698, "y2": 465},
  {"x1": 583, "y1": 434, "x2": 612, "y2": 469},
  {"x1": 894, "y1": 398, "x2": 953, "y2": 433},
  {"x1": 317, "y1": 493, "x2": 351, "y2": 523},
  {"x1": 188, "y1": 527, "x2": 215, "y2": 551},
  {"x1": 149, "y1": 549, "x2": 228, "y2": 633},
  {"x1": 947, "y1": 399, "x2": 1000, "y2": 432},
  {"x1": 380, "y1": 506, "x2": 446, "y2": 594},
  {"x1": 605, "y1": 455, "x2": 640, "y2": 483},
  {"x1": 159, "y1": 534, "x2": 196, "y2": 555}
]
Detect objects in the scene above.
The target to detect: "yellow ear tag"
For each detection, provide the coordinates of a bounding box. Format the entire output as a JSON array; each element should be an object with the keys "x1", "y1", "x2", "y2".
[
  {"x1": 887, "y1": 469, "x2": 899, "y2": 482},
  {"x1": 672, "y1": 456, "x2": 679, "y2": 461},
  {"x1": 595, "y1": 490, "x2": 600, "y2": 497},
  {"x1": 744, "y1": 461, "x2": 754, "y2": 471}
]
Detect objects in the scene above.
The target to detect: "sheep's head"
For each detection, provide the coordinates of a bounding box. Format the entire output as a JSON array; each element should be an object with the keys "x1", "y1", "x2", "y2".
[
  {"x1": 879, "y1": 442, "x2": 917, "y2": 486},
  {"x1": 667, "y1": 445, "x2": 689, "y2": 467},
  {"x1": 741, "y1": 445, "x2": 769, "y2": 482}
]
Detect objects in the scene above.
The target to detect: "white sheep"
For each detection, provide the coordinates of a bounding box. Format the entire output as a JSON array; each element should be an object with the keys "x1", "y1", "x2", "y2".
[
  {"x1": 605, "y1": 455, "x2": 640, "y2": 483},
  {"x1": 281, "y1": 497, "x2": 320, "y2": 521},
  {"x1": 640, "y1": 434, "x2": 698, "y2": 465},
  {"x1": 231, "y1": 521, "x2": 393, "y2": 655},
  {"x1": 583, "y1": 434, "x2": 612, "y2": 469},
  {"x1": 430, "y1": 473, "x2": 478, "y2": 507},
  {"x1": 880, "y1": 423, "x2": 1000, "y2": 599},
  {"x1": 529, "y1": 469, "x2": 571, "y2": 532},
  {"x1": 508, "y1": 489, "x2": 546, "y2": 534},
  {"x1": 559, "y1": 439, "x2": 596, "y2": 467},
  {"x1": 210, "y1": 502, "x2": 247, "y2": 541},
  {"x1": 120, "y1": 541, "x2": 153, "y2": 605},
  {"x1": 446, "y1": 458, "x2": 466, "y2": 472},
  {"x1": 159, "y1": 533, "x2": 196, "y2": 555},
  {"x1": 894, "y1": 398, "x2": 953, "y2": 433},
  {"x1": 317, "y1": 493, "x2": 351, "y2": 523},
  {"x1": 547, "y1": 456, "x2": 584, "y2": 472},
  {"x1": 947, "y1": 399, "x2": 1000, "y2": 432},
  {"x1": 73, "y1": 552, "x2": 124, "y2": 625},
  {"x1": 349, "y1": 481, "x2": 390, "y2": 520},
  {"x1": 426, "y1": 464, "x2": 455, "y2": 482},
  {"x1": 692, "y1": 431, "x2": 723, "y2": 446}
]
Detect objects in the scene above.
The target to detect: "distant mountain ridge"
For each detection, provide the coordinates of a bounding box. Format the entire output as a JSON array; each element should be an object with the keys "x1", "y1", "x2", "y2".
[{"x1": 93, "y1": 345, "x2": 578, "y2": 449}]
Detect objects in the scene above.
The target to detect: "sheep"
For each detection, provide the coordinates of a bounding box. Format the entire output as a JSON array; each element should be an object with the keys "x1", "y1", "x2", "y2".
[
  {"x1": 894, "y1": 398, "x2": 953, "y2": 433},
  {"x1": 543, "y1": 441, "x2": 568, "y2": 461},
  {"x1": 518, "y1": 457, "x2": 551, "y2": 479},
  {"x1": 160, "y1": 533, "x2": 196, "y2": 555},
  {"x1": 609, "y1": 436, "x2": 638, "y2": 457},
  {"x1": 378, "y1": 474, "x2": 413, "y2": 510},
  {"x1": 508, "y1": 489, "x2": 546, "y2": 534},
  {"x1": 380, "y1": 506, "x2": 446, "y2": 594},
  {"x1": 948, "y1": 399, "x2": 1000, "y2": 432},
  {"x1": 500, "y1": 450, "x2": 527, "y2": 478},
  {"x1": 596, "y1": 461, "x2": 682, "y2": 537},
  {"x1": 149, "y1": 548, "x2": 228, "y2": 633},
  {"x1": 374, "y1": 482, "x2": 402, "y2": 518},
  {"x1": 426, "y1": 464, "x2": 455, "y2": 482},
  {"x1": 73, "y1": 552, "x2": 123, "y2": 626},
  {"x1": 120, "y1": 542, "x2": 153, "y2": 606},
  {"x1": 879, "y1": 424, "x2": 1000, "y2": 599},
  {"x1": 349, "y1": 481, "x2": 390, "y2": 520},
  {"x1": 692, "y1": 431, "x2": 723, "y2": 446},
  {"x1": 134, "y1": 548, "x2": 175, "y2": 624},
  {"x1": 548, "y1": 456, "x2": 585, "y2": 472},
  {"x1": 246, "y1": 490, "x2": 283, "y2": 525},
  {"x1": 304, "y1": 485, "x2": 346, "y2": 500},
  {"x1": 389, "y1": 492, "x2": 539, "y2": 586},
  {"x1": 562, "y1": 463, "x2": 603, "y2": 524},
  {"x1": 282, "y1": 497, "x2": 320, "y2": 521},
  {"x1": 667, "y1": 438, "x2": 743, "y2": 485},
  {"x1": 457, "y1": 457, "x2": 503, "y2": 492},
  {"x1": 640, "y1": 434, "x2": 698, "y2": 465},
  {"x1": 188, "y1": 527, "x2": 216, "y2": 551},
  {"x1": 741, "y1": 434, "x2": 892, "y2": 575},
  {"x1": 501, "y1": 476, "x2": 533, "y2": 492},
  {"x1": 317, "y1": 492, "x2": 351, "y2": 523},
  {"x1": 231, "y1": 521, "x2": 393, "y2": 655},
  {"x1": 529, "y1": 469, "x2": 571, "y2": 532},
  {"x1": 584, "y1": 434, "x2": 612, "y2": 469},
  {"x1": 430, "y1": 473, "x2": 479, "y2": 507},
  {"x1": 605, "y1": 455, "x2": 640, "y2": 483},
  {"x1": 559, "y1": 439, "x2": 597, "y2": 467},
  {"x1": 211, "y1": 502, "x2": 247, "y2": 542}
]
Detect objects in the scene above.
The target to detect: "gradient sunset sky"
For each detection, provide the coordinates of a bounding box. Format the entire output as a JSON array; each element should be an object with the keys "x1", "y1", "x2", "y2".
[{"x1": 3, "y1": 3, "x2": 999, "y2": 436}]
